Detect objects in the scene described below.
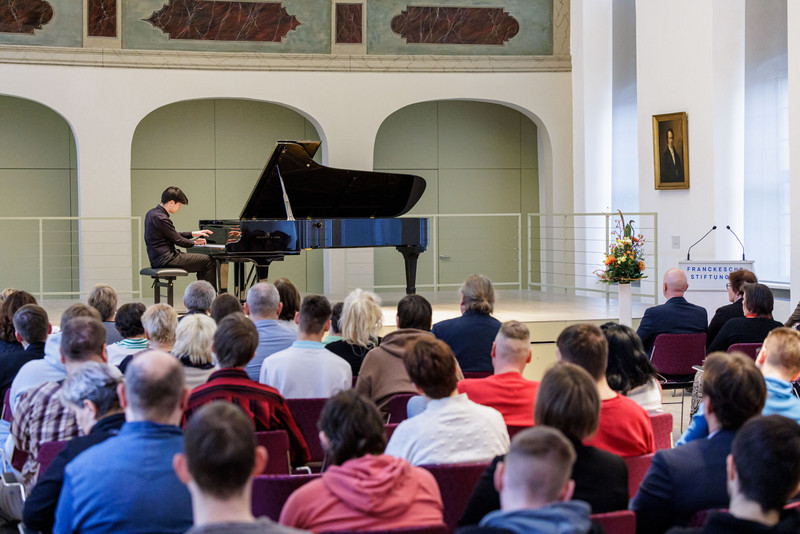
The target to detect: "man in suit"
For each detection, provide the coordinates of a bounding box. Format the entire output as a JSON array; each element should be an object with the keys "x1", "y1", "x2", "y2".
[
  {"x1": 631, "y1": 352, "x2": 767, "y2": 534},
  {"x1": 660, "y1": 128, "x2": 684, "y2": 183},
  {"x1": 636, "y1": 268, "x2": 708, "y2": 354}
]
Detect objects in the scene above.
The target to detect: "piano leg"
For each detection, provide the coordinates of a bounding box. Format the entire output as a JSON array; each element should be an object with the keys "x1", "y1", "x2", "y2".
[
  {"x1": 217, "y1": 262, "x2": 229, "y2": 294},
  {"x1": 396, "y1": 245, "x2": 425, "y2": 295}
]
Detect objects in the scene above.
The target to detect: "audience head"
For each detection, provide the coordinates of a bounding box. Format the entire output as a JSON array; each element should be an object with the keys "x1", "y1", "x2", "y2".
[
  {"x1": 0, "y1": 290, "x2": 36, "y2": 343},
  {"x1": 340, "y1": 289, "x2": 382, "y2": 347},
  {"x1": 114, "y1": 302, "x2": 146, "y2": 339},
  {"x1": 663, "y1": 267, "x2": 689, "y2": 297},
  {"x1": 141, "y1": 304, "x2": 178, "y2": 346},
  {"x1": 183, "y1": 281, "x2": 216, "y2": 313},
  {"x1": 298, "y1": 295, "x2": 331, "y2": 336},
  {"x1": 213, "y1": 312, "x2": 258, "y2": 368},
  {"x1": 493, "y1": 321, "x2": 531, "y2": 370},
  {"x1": 761, "y1": 327, "x2": 800, "y2": 378},
  {"x1": 601, "y1": 322, "x2": 658, "y2": 395},
  {"x1": 59, "y1": 303, "x2": 102, "y2": 331},
  {"x1": 318, "y1": 389, "x2": 386, "y2": 466},
  {"x1": 535, "y1": 362, "x2": 600, "y2": 441},
  {"x1": 404, "y1": 337, "x2": 458, "y2": 400},
  {"x1": 245, "y1": 282, "x2": 281, "y2": 319},
  {"x1": 210, "y1": 293, "x2": 243, "y2": 324},
  {"x1": 122, "y1": 350, "x2": 186, "y2": 423},
  {"x1": 60, "y1": 317, "x2": 106, "y2": 363},
  {"x1": 741, "y1": 283, "x2": 774, "y2": 318},
  {"x1": 329, "y1": 302, "x2": 344, "y2": 336},
  {"x1": 174, "y1": 314, "x2": 217, "y2": 366},
  {"x1": 396, "y1": 294, "x2": 432, "y2": 330},
  {"x1": 727, "y1": 269, "x2": 757, "y2": 300},
  {"x1": 13, "y1": 304, "x2": 50, "y2": 345},
  {"x1": 161, "y1": 186, "x2": 189, "y2": 205},
  {"x1": 556, "y1": 323, "x2": 608, "y2": 381},
  {"x1": 274, "y1": 278, "x2": 301, "y2": 323},
  {"x1": 702, "y1": 352, "x2": 766, "y2": 430},
  {"x1": 460, "y1": 274, "x2": 495, "y2": 314},
  {"x1": 87, "y1": 283, "x2": 117, "y2": 321},
  {"x1": 0, "y1": 288, "x2": 15, "y2": 303},
  {"x1": 60, "y1": 361, "x2": 122, "y2": 434}
]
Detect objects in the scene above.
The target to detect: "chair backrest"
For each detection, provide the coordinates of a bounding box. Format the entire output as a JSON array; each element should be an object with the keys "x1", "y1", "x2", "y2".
[
  {"x1": 648, "y1": 412, "x2": 673, "y2": 450},
  {"x1": 384, "y1": 423, "x2": 399, "y2": 441},
  {"x1": 462, "y1": 371, "x2": 492, "y2": 379},
  {"x1": 255, "y1": 430, "x2": 291, "y2": 475},
  {"x1": 651, "y1": 333, "x2": 707, "y2": 376},
  {"x1": 319, "y1": 526, "x2": 450, "y2": 534},
  {"x1": 286, "y1": 398, "x2": 328, "y2": 464},
  {"x1": 624, "y1": 453, "x2": 655, "y2": 500},
  {"x1": 251, "y1": 474, "x2": 321, "y2": 520},
  {"x1": 420, "y1": 462, "x2": 489, "y2": 531},
  {"x1": 1, "y1": 389, "x2": 11, "y2": 423},
  {"x1": 386, "y1": 393, "x2": 414, "y2": 424},
  {"x1": 727, "y1": 343, "x2": 762, "y2": 360},
  {"x1": 37, "y1": 440, "x2": 67, "y2": 475},
  {"x1": 591, "y1": 510, "x2": 636, "y2": 534},
  {"x1": 506, "y1": 424, "x2": 532, "y2": 440}
]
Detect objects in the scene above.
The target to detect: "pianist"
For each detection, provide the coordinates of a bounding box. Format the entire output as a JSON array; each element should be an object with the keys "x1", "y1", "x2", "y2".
[{"x1": 145, "y1": 186, "x2": 217, "y2": 290}]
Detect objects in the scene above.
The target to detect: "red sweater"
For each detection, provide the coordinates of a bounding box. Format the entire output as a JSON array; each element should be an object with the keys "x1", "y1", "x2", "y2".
[
  {"x1": 585, "y1": 393, "x2": 655, "y2": 457},
  {"x1": 457, "y1": 372, "x2": 539, "y2": 426}
]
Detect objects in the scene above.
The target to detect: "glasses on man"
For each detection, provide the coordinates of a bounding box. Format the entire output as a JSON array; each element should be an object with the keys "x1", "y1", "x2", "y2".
[{"x1": 725, "y1": 283, "x2": 730, "y2": 289}]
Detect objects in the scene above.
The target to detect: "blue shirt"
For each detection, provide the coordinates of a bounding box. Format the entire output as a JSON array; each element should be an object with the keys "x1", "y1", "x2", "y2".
[
  {"x1": 246, "y1": 319, "x2": 297, "y2": 381},
  {"x1": 54, "y1": 421, "x2": 192, "y2": 534}
]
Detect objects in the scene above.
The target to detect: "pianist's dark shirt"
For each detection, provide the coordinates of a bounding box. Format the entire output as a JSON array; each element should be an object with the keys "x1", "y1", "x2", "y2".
[{"x1": 144, "y1": 204, "x2": 195, "y2": 266}]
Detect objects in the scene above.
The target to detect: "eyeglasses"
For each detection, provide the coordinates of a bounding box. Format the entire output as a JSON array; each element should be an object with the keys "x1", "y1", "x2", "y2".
[{"x1": 725, "y1": 283, "x2": 730, "y2": 289}]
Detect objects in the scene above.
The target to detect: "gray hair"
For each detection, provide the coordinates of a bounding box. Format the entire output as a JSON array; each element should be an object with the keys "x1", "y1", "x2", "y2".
[
  {"x1": 60, "y1": 361, "x2": 122, "y2": 418},
  {"x1": 246, "y1": 282, "x2": 280, "y2": 316},
  {"x1": 184, "y1": 281, "x2": 216, "y2": 313}
]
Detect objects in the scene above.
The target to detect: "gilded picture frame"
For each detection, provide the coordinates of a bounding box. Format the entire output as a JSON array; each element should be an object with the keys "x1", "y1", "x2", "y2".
[{"x1": 653, "y1": 112, "x2": 689, "y2": 190}]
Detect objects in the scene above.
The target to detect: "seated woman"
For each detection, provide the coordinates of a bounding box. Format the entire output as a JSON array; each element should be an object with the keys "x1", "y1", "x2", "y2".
[
  {"x1": 0, "y1": 290, "x2": 36, "y2": 356},
  {"x1": 326, "y1": 289, "x2": 383, "y2": 375},
  {"x1": 707, "y1": 269, "x2": 757, "y2": 347},
  {"x1": 173, "y1": 313, "x2": 217, "y2": 390},
  {"x1": 274, "y1": 277, "x2": 301, "y2": 332},
  {"x1": 279, "y1": 389, "x2": 444, "y2": 532},
  {"x1": 209, "y1": 292, "x2": 243, "y2": 324},
  {"x1": 601, "y1": 322, "x2": 663, "y2": 414},
  {"x1": 107, "y1": 303, "x2": 148, "y2": 366},
  {"x1": 458, "y1": 362, "x2": 629, "y2": 526},
  {"x1": 707, "y1": 282, "x2": 782, "y2": 353}
]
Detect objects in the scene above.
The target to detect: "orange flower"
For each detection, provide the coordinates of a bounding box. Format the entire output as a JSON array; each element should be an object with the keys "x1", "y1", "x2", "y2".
[
  {"x1": 605, "y1": 256, "x2": 616, "y2": 265},
  {"x1": 638, "y1": 261, "x2": 646, "y2": 271}
]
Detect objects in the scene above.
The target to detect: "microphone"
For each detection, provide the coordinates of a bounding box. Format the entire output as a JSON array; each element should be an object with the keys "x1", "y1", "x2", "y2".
[
  {"x1": 687, "y1": 226, "x2": 716, "y2": 261},
  {"x1": 726, "y1": 225, "x2": 745, "y2": 260}
]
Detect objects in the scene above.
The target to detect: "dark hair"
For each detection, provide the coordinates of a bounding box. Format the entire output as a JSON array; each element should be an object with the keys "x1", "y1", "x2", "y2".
[
  {"x1": 87, "y1": 284, "x2": 117, "y2": 321},
  {"x1": 703, "y1": 352, "x2": 766, "y2": 429},
  {"x1": 396, "y1": 294, "x2": 432, "y2": 330},
  {"x1": 601, "y1": 322, "x2": 657, "y2": 394},
  {"x1": 210, "y1": 293, "x2": 243, "y2": 324},
  {"x1": 0, "y1": 290, "x2": 36, "y2": 343},
  {"x1": 330, "y1": 302, "x2": 344, "y2": 335},
  {"x1": 12, "y1": 304, "x2": 49, "y2": 344},
  {"x1": 61, "y1": 317, "x2": 107, "y2": 363},
  {"x1": 535, "y1": 362, "x2": 600, "y2": 441},
  {"x1": 274, "y1": 278, "x2": 300, "y2": 322},
  {"x1": 114, "y1": 303, "x2": 146, "y2": 338},
  {"x1": 318, "y1": 390, "x2": 386, "y2": 466},
  {"x1": 728, "y1": 269, "x2": 757, "y2": 296},
  {"x1": 742, "y1": 283, "x2": 774, "y2": 317},
  {"x1": 298, "y1": 295, "x2": 331, "y2": 335},
  {"x1": 124, "y1": 350, "x2": 185, "y2": 420},
  {"x1": 556, "y1": 324, "x2": 608, "y2": 380},
  {"x1": 60, "y1": 303, "x2": 102, "y2": 330},
  {"x1": 161, "y1": 186, "x2": 188, "y2": 205},
  {"x1": 732, "y1": 415, "x2": 800, "y2": 513},
  {"x1": 505, "y1": 426, "x2": 576, "y2": 502},
  {"x1": 213, "y1": 312, "x2": 258, "y2": 368},
  {"x1": 404, "y1": 337, "x2": 458, "y2": 399},
  {"x1": 184, "y1": 402, "x2": 256, "y2": 498}
]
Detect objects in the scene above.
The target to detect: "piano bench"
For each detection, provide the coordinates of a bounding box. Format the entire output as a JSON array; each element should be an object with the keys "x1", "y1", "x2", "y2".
[{"x1": 139, "y1": 268, "x2": 189, "y2": 307}]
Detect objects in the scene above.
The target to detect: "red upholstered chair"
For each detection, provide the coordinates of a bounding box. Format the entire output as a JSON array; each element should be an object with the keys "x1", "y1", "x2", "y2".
[
  {"x1": 255, "y1": 430, "x2": 291, "y2": 475},
  {"x1": 386, "y1": 393, "x2": 414, "y2": 424},
  {"x1": 624, "y1": 453, "x2": 655, "y2": 500},
  {"x1": 251, "y1": 473, "x2": 320, "y2": 521},
  {"x1": 727, "y1": 342, "x2": 762, "y2": 360},
  {"x1": 462, "y1": 371, "x2": 492, "y2": 379},
  {"x1": 1, "y1": 389, "x2": 12, "y2": 423},
  {"x1": 384, "y1": 423, "x2": 399, "y2": 441},
  {"x1": 506, "y1": 424, "x2": 532, "y2": 440},
  {"x1": 420, "y1": 462, "x2": 489, "y2": 531},
  {"x1": 591, "y1": 510, "x2": 636, "y2": 534},
  {"x1": 648, "y1": 412, "x2": 673, "y2": 450},
  {"x1": 286, "y1": 398, "x2": 328, "y2": 466},
  {"x1": 319, "y1": 526, "x2": 450, "y2": 534},
  {"x1": 37, "y1": 440, "x2": 67, "y2": 475},
  {"x1": 650, "y1": 333, "x2": 706, "y2": 430}
]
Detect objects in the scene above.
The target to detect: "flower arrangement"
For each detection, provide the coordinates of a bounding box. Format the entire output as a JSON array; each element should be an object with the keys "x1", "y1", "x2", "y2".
[{"x1": 596, "y1": 210, "x2": 647, "y2": 284}]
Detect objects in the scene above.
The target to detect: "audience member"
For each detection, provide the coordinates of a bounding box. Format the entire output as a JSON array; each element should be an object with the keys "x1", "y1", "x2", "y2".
[
  {"x1": 173, "y1": 313, "x2": 217, "y2": 390},
  {"x1": 385, "y1": 338, "x2": 508, "y2": 465},
  {"x1": 666, "y1": 415, "x2": 800, "y2": 534},
  {"x1": 0, "y1": 288, "x2": 15, "y2": 304},
  {"x1": 432, "y1": 274, "x2": 501, "y2": 372},
  {"x1": 326, "y1": 289, "x2": 383, "y2": 375},
  {"x1": 602, "y1": 322, "x2": 663, "y2": 414},
  {"x1": 117, "y1": 303, "x2": 178, "y2": 373},
  {"x1": 243, "y1": 282, "x2": 296, "y2": 381},
  {"x1": 457, "y1": 321, "x2": 538, "y2": 426},
  {"x1": 636, "y1": 268, "x2": 708, "y2": 353},
  {"x1": 0, "y1": 290, "x2": 36, "y2": 356},
  {"x1": 274, "y1": 277, "x2": 301, "y2": 331},
  {"x1": 557, "y1": 324, "x2": 655, "y2": 457},
  {"x1": 706, "y1": 269, "x2": 758, "y2": 348},
  {"x1": 322, "y1": 302, "x2": 343, "y2": 345},
  {"x1": 260, "y1": 296, "x2": 351, "y2": 399},
  {"x1": 0, "y1": 305, "x2": 50, "y2": 402},
  {"x1": 23, "y1": 362, "x2": 125, "y2": 533},
  {"x1": 707, "y1": 283, "x2": 782, "y2": 353},
  {"x1": 209, "y1": 292, "x2": 243, "y2": 324},
  {"x1": 54, "y1": 351, "x2": 193, "y2": 533},
  {"x1": 87, "y1": 283, "x2": 122, "y2": 345},
  {"x1": 182, "y1": 280, "x2": 216, "y2": 317},
  {"x1": 106, "y1": 302, "x2": 148, "y2": 366},
  {"x1": 631, "y1": 352, "x2": 767, "y2": 533},
  {"x1": 174, "y1": 402, "x2": 307, "y2": 534},
  {"x1": 279, "y1": 390, "x2": 444, "y2": 531},
  {"x1": 184, "y1": 313, "x2": 309, "y2": 465}
]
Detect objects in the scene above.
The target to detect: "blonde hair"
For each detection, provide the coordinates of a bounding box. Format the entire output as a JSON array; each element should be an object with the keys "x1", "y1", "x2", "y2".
[
  {"x1": 764, "y1": 328, "x2": 800, "y2": 376},
  {"x1": 340, "y1": 289, "x2": 383, "y2": 348},
  {"x1": 461, "y1": 274, "x2": 495, "y2": 314},
  {"x1": 173, "y1": 313, "x2": 216, "y2": 366},
  {"x1": 87, "y1": 283, "x2": 117, "y2": 321},
  {"x1": 141, "y1": 304, "x2": 178, "y2": 345}
]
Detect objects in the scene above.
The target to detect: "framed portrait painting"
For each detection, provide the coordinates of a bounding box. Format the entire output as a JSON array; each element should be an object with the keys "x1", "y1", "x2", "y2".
[{"x1": 653, "y1": 112, "x2": 689, "y2": 190}]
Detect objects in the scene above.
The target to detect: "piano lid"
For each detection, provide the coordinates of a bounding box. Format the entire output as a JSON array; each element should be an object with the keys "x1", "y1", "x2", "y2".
[{"x1": 240, "y1": 141, "x2": 426, "y2": 220}]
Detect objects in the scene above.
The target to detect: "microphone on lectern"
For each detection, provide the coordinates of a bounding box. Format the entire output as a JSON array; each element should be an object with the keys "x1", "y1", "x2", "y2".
[
  {"x1": 687, "y1": 226, "x2": 716, "y2": 261},
  {"x1": 726, "y1": 226, "x2": 745, "y2": 261}
]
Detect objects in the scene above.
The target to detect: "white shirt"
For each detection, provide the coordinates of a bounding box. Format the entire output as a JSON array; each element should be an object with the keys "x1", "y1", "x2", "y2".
[
  {"x1": 626, "y1": 377, "x2": 664, "y2": 415},
  {"x1": 385, "y1": 393, "x2": 509, "y2": 466},
  {"x1": 259, "y1": 341, "x2": 352, "y2": 399}
]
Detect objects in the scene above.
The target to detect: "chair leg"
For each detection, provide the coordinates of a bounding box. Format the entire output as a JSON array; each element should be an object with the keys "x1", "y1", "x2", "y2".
[
  {"x1": 678, "y1": 389, "x2": 685, "y2": 433},
  {"x1": 166, "y1": 279, "x2": 174, "y2": 307},
  {"x1": 152, "y1": 279, "x2": 161, "y2": 304}
]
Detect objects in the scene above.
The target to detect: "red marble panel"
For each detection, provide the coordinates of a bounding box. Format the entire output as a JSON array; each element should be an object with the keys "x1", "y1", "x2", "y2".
[
  {"x1": 391, "y1": 6, "x2": 518, "y2": 45},
  {"x1": 88, "y1": 0, "x2": 116, "y2": 37},
  {"x1": 336, "y1": 3, "x2": 361, "y2": 44},
  {"x1": 145, "y1": 0, "x2": 300, "y2": 41},
  {"x1": 0, "y1": 0, "x2": 53, "y2": 34}
]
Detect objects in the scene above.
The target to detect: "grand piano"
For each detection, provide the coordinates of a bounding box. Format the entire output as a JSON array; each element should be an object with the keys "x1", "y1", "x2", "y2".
[{"x1": 196, "y1": 141, "x2": 429, "y2": 296}]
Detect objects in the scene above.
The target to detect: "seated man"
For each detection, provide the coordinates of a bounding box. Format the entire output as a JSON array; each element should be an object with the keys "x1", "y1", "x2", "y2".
[
  {"x1": 457, "y1": 320, "x2": 538, "y2": 426},
  {"x1": 184, "y1": 313, "x2": 309, "y2": 466},
  {"x1": 54, "y1": 351, "x2": 193, "y2": 533},
  {"x1": 260, "y1": 296, "x2": 351, "y2": 399},
  {"x1": 87, "y1": 283, "x2": 122, "y2": 345},
  {"x1": 106, "y1": 302, "x2": 148, "y2": 366},
  {"x1": 557, "y1": 324, "x2": 655, "y2": 457},
  {"x1": 385, "y1": 338, "x2": 509, "y2": 465},
  {"x1": 631, "y1": 352, "x2": 767, "y2": 534},
  {"x1": 182, "y1": 280, "x2": 216, "y2": 317},
  {"x1": 636, "y1": 268, "x2": 707, "y2": 354},
  {"x1": 243, "y1": 282, "x2": 296, "y2": 381},
  {"x1": 0, "y1": 304, "x2": 49, "y2": 402},
  {"x1": 174, "y1": 402, "x2": 306, "y2": 534},
  {"x1": 667, "y1": 415, "x2": 800, "y2": 533}
]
